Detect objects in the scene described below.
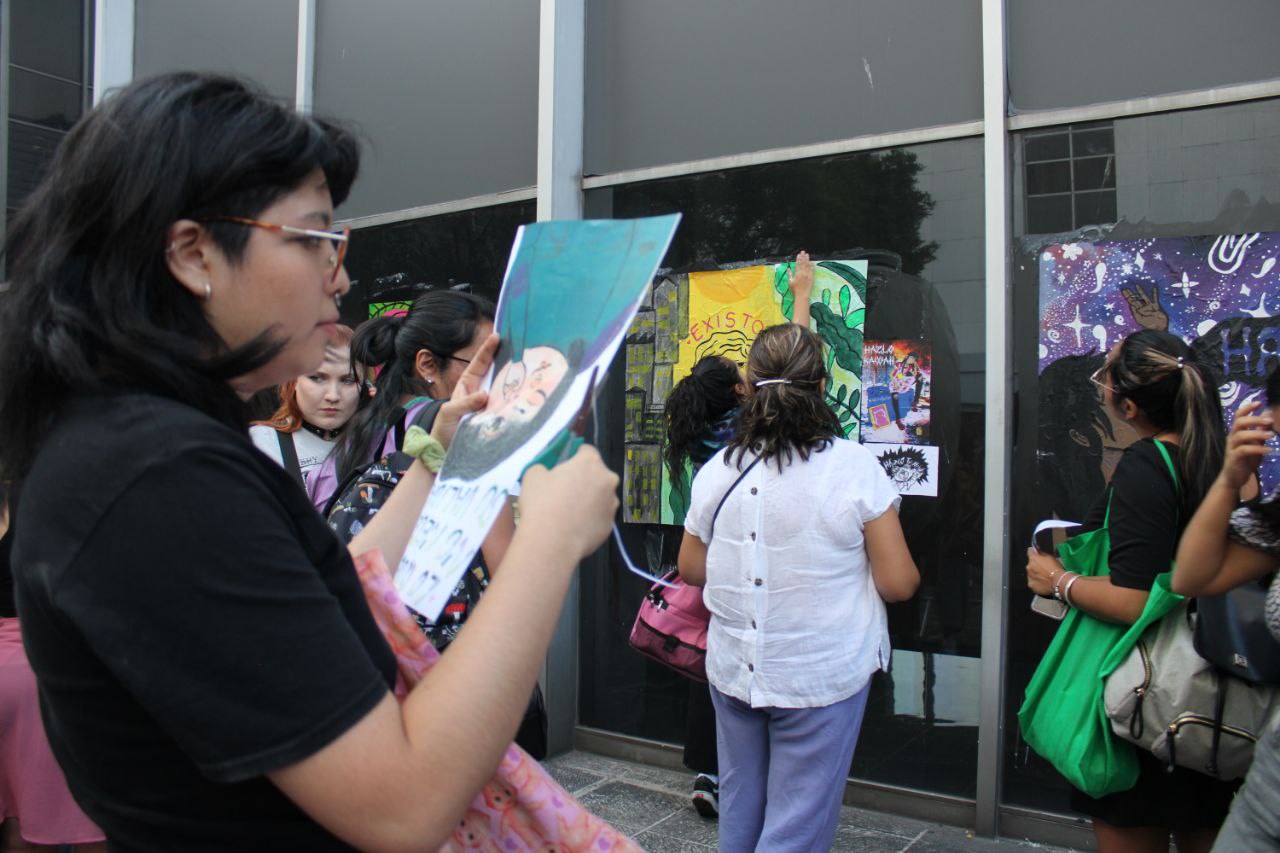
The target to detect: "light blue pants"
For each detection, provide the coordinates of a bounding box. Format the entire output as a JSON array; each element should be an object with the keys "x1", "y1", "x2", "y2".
[
  {"x1": 1213, "y1": 713, "x2": 1280, "y2": 851},
  {"x1": 710, "y1": 682, "x2": 870, "y2": 853}
]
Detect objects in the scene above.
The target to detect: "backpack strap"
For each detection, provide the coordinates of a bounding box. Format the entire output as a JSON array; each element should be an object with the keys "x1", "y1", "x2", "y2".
[
  {"x1": 275, "y1": 430, "x2": 305, "y2": 490},
  {"x1": 708, "y1": 455, "x2": 763, "y2": 541}
]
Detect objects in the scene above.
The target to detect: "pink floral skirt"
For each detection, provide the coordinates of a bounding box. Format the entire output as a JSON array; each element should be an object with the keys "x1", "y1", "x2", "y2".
[{"x1": 0, "y1": 618, "x2": 104, "y2": 845}]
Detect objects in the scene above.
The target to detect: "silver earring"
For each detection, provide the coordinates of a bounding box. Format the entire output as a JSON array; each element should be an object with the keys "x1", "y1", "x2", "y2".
[
  {"x1": 166, "y1": 242, "x2": 178, "y2": 255},
  {"x1": 203, "y1": 280, "x2": 212, "y2": 300},
  {"x1": 425, "y1": 377, "x2": 434, "y2": 386}
]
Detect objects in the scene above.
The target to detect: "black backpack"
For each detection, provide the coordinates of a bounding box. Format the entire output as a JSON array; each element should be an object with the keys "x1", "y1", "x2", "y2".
[
  {"x1": 323, "y1": 400, "x2": 488, "y2": 651},
  {"x1": 324, "y1": 400, "x2": 548, "y2": 757}
]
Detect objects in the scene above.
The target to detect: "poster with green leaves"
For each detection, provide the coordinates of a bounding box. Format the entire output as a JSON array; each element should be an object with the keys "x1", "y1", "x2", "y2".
[{"x1": 622, "y1": 259, "x2": 867, "y2": 524}]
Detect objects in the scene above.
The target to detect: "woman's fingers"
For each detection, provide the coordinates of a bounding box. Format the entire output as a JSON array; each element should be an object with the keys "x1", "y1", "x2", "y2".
[
  {"x1": 455, "y1": 333, "x2": 501, "y2": 398},
  {"x1": 520, "y1": 446, "x2": 618, "y2": 560}
]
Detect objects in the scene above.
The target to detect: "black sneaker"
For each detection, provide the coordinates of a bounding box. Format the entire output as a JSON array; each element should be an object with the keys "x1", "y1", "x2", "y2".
[{"x1": 691, "y1": 773, "x2": 719, "y2": 819}]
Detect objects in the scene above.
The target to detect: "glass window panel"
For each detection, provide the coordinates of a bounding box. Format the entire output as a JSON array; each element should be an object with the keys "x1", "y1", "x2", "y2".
[
  {"x1": 585, "y1": 0, "x2": 982, "y2": 174},
  {"x1": 1024, "y1": 132, "x2": 1069, "y2": 163},
  {"x1": 1072, "y1": 157, "x2": 1116, "y2": 192},
  {"x1": 10, "y1": 66, "x2": 82, "y2": 130},
  {"x1": 1009, "y1": 1, "x2": 1280, "y2": 111},
  {"x1": 1071, "y1": 127, "x2": 1115, "y2": 157},
  {"x1": 1005, "y1": 97, "x2": 1280, "y2": 815},
  {"x1": 581, "y1": 137, "x2": 987, "y2": 798},
  {"x1": 1074, "y1": 190, "x2": 1117, "y2": 226},
  {"x1": 336, "y1": 201, "x2": 535, "y2": 326},
  {"x1": 1025, "y1": 161, "x2": 1071, "y2": 196},
  {"x1": 1025, "y1": 195, "x2": 1073, "y2": 235},
  {"x1": 10, "y1": 0, "x2": 84, "y2": 81}
]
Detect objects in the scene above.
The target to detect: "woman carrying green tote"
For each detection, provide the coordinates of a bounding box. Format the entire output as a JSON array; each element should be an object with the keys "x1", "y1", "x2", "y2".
[{"x1": 1023, "y1": 330, "x2": 1242, "y2": 853}]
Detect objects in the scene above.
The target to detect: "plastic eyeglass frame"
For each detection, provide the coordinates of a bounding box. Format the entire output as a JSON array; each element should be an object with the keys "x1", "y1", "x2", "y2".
[
  {"x1": 1089, "y1": 364, "x2": 1116, "y2": 394},
  {"x1": 204, "y1": 216, "x2": 350, "y2": 283}
]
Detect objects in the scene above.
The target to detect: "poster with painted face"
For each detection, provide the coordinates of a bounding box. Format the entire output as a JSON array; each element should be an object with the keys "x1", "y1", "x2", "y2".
[
  {"x1": 395, "y1": 215, "x2": 681, "y2": 619},
  {"x1": 1037, "y1": 232, "x2": 1280, "y2": 517}
]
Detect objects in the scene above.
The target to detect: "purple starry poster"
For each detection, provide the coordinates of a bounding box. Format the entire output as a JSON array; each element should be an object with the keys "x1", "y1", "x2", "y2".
[{"x1": 1038, "y1": 232, "x2": 1280, "y2": 503}]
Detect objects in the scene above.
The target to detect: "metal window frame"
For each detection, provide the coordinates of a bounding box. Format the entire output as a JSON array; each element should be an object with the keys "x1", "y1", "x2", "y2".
[{"x1": 92, "y1": 0, "x2": 132, "y2": 105}]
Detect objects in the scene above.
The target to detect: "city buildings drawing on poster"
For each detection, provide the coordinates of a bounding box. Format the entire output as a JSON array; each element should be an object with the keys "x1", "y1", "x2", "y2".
[{"x1": 622, "y1": 260, "x2": 868, "y2": 525}]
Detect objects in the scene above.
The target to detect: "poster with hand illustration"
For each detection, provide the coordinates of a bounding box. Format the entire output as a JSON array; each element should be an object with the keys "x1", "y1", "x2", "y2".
[
  {"x1": 862, "y1": 340, "x2": 931, "y2": 444},
  {"x1": 395, "y1": 215, "x2": 681, "y2": 618},
  {"x1": 622, "y1": 259, "x2": 867, "y2": 525},
  {"x1": 1037, "y1": 232, "x2": 1280, "y2": 513}
]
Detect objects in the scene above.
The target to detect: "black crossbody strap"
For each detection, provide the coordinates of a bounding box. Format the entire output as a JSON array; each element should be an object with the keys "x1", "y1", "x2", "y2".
[
  {"x1": 275, "y1": 430, "x2": 305, "y2": 490},
  {"x1": 708, "y1": 455, "x2": 763, "y2": 541}
]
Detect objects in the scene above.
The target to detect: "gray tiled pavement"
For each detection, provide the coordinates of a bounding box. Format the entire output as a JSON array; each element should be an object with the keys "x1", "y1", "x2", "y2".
[{"x1": 544, "y1": 751, "x2": 1076, "y2": 852}]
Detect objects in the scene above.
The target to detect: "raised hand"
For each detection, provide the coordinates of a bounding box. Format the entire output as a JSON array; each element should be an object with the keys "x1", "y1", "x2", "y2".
[
  {"x1": 431, "y1": 332, "x2": 500, "y2": 450},
  {"x1": 788, "y1": 250, "x2": 814, "y2": 327},
  {"x1": 1219, "y1": 400, "x2": 1275, "y2": 490},
  {"x1": 520, "y1": 445, "x2": 619, "y2": 562},
  {"x1": 1121, "y1": 281, "x2": 1168, "y2": 332}
]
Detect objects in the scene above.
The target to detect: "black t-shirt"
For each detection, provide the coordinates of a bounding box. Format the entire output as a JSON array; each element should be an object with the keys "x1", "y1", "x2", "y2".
[
  {"x1": 1080, "y1": 438, "x2": 1185, "y2": 591},
  {"x1": 13, "y1": 392, "x2": 397, "y2": 851}
]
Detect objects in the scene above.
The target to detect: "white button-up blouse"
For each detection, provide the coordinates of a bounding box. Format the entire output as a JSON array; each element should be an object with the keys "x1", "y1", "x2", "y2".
[{"x1": 685, "y1": 439, "x2": 900, "y2": 709}]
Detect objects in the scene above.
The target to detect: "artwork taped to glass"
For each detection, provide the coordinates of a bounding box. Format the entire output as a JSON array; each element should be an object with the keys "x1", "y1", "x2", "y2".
[
  {"x1": 872, "y1": 443, "x2": 939, "y2": 497},
  {"x1": 1038, "y1": 232, "x2": 1280, "y2": 507},
  {"x1": 396, "y1": 215, "x2": 681, "y2": 619},
  {"x1": 862, "y1": 340, "x2": 931, "y2": 444},
  {"x1": 622, "y1": 259, "x2": 868, "y2": 526},
  {"x1": 368, "y1": 300, "x2": 412, "y2": 318}
]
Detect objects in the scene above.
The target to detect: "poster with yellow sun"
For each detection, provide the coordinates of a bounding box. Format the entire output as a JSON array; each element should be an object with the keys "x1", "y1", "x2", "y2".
[{"x1": 622, "y1": 259, "x2": 867, "y2": 525}]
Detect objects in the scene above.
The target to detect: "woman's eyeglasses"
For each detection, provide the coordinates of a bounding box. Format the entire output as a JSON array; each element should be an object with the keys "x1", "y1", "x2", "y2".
[
  {"x1": 203, "y1": 216, "x2": 350, "y2": 284},
  {"x1": 1089, "y1": 364, "x2": 1115, "y2": 394}
]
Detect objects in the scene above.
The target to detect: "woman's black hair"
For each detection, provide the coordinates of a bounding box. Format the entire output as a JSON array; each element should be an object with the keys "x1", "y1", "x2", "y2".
[
  {"x1": 728, "y1": 324, "x2": 840, "y2": 471},
  {"x1": 1267, "y1": 363, "x2": 1280, "y2": 408},
  {"x1": 334, "y1": 290, "x2": 495, "y2": 482},
  {"x1": 1105, "y1": 329, "x2": 1224, "y2": 507},
  {"x1": 0, "y1": 72, "x2": 359, "y2": 484},
  {"x1": 663, "y1": 356, "x2": 740, "y2": 481}
]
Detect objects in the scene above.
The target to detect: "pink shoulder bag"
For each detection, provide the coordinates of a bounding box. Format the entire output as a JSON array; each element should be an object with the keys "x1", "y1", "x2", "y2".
[{"x1": 628, "y1": 456, "x2": 761, "y2": 682}]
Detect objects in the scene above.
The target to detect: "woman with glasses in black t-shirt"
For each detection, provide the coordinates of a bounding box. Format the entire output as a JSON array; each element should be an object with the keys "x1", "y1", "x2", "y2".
[{"x1": 0, "y1": 73, "x2": 620, "y2": 851}]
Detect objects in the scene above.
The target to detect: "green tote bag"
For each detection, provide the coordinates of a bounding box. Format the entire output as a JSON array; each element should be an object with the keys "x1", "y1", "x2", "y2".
[{"x1": 1017, "y1": 441, "x2": 1182, "y2": 798}]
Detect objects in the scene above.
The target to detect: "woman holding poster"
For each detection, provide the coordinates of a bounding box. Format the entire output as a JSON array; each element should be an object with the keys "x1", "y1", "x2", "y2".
[
  {"x1": 677, "y1": 324, "x2": 918, "y2": 852},
  {"x1": 0, "y1": 73, "x2": 625, "y2": 850}
]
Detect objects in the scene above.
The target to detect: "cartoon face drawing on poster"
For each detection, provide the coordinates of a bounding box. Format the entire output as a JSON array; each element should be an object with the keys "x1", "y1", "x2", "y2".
[{"x1": 444, "y1": 340, "x2": 583, "y2": 480}]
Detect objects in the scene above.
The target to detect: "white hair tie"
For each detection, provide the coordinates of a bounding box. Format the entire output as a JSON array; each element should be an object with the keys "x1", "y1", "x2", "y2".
[{"x1": 754, "y1": 378, "x2": 792, "y2": 387}]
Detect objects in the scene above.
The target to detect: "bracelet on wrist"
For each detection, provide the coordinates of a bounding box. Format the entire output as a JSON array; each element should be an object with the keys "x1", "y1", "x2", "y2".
[
  {"x1": 1062, "y1": 573, "x2": 1082, "y2": 608},
  {"x1": 1052, "y1": 570, "x2": 1068, "y2": 601},
  {"x1": 402, "y1": 425, "x2": 446, "y2": 473}
]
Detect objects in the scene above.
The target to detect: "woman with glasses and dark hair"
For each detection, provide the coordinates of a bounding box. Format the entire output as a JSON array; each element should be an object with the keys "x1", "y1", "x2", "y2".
[
  {"x1": 677, "y1": 323, "x2": 919, "y2": 852},
  {"x1": 1025, "y1": 329, "x2": 1242, "y2": 853},
  {"x1": 0, "y1": 72, "x2": 620, "y2": 851}
]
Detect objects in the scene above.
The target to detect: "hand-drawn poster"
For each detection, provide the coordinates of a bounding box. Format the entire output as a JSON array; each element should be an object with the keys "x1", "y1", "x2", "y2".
[
  {"x1": 862, "y1": 340, "x2": 931, "y2": 444},
  {"x1": 622, "y1": 259, "x2": 868, "y2": 525},
  {"x1": 1038, "y1": 232, "x2": 1280, "y2": 512},
  {"x1": 396, "y1": 215, "x2": 681, "y2": 618},
  {"x1": 872, "y1": 443, "x2": 940, "y2": 497}
]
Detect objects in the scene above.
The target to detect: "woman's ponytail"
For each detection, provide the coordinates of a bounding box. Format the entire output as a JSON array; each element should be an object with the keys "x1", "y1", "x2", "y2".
[{"x1": 1110, "y1": 329, "x2": 1224, "y2": 506}]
